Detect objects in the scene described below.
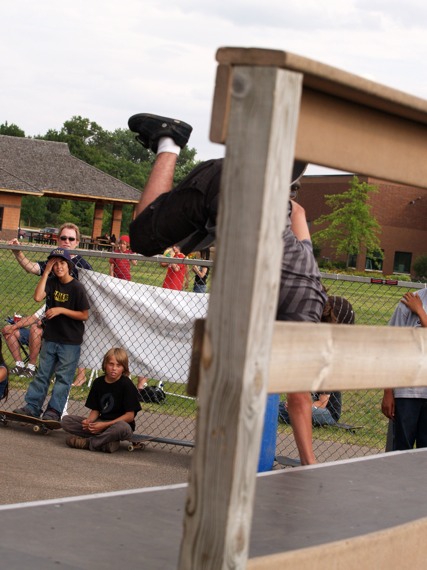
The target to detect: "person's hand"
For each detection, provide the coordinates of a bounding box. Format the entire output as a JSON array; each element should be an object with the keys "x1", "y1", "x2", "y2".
[
  {"x1": 8, "y1": 238, "x2": 19, "y2": 245},
  {"x1": 45, "y1": 307, "x2": 62, "y2": 320},
  {"x1": 87, "y1": 421, "x2": 107, "y2": 434},
  {"x1": 401, "y1": 292, "x2": 423, "y2": 315},
  {"x1": 381, "y1": 389, "x2": 395, "y2": 419}
]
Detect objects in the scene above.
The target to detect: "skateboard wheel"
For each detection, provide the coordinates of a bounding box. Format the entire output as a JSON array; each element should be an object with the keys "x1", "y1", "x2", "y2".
[
  {"x1": 128, "y1": 444, "x2": 134, "y2": 452},
  {"x1": 33, "y1": 425, "x2": 41, "y2": 433}
]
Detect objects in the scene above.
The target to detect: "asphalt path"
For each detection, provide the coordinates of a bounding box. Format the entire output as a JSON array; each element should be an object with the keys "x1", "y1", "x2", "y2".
[{"x1": 0, "y1": 421, "x2": 192, "y2": 505}]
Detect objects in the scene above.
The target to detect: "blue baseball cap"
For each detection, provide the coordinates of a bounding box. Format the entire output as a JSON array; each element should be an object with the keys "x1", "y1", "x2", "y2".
[{"x1": 48, "y1": 248, "x2": 73, "y2": 268}]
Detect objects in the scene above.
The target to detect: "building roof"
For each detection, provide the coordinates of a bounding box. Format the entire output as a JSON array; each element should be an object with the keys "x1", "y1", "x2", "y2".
[{"x1": 0, "y1": 135, "x2": 141, "y2": 204}]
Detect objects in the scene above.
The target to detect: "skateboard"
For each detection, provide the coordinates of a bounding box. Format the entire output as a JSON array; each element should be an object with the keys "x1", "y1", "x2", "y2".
[
  {"x1": 127, "y1": 433, "x2": 195, "y2": 452},
  {"x1": 0, "y1": 410, "x2": 61, "y2": 435},
  {"x1": 275, "y1": 455, "x2": 301, "y2": 468},
  {"x1": 335, "y1": 422, "x2": 364, "y2": 434}
]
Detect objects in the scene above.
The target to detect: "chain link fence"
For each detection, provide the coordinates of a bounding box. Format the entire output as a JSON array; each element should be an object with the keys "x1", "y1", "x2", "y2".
[{"x1": 0, "y1": 243, "x2": 423, "y2": 464}]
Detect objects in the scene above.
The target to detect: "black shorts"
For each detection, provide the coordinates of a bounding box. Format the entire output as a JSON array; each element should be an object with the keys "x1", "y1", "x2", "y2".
[{"x1": 129, "y1": 159, "x2": 222, "y2": 256}]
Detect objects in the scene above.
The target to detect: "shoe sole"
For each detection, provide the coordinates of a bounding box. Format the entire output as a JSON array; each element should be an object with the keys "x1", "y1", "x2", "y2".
[{"x1": 128, "y1": 113, "x2": 193, "y2": 152}]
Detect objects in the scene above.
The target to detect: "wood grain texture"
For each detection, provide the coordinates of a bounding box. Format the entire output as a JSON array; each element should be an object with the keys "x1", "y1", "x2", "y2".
[
  {"x1": 178, "y1": 66, "x2": 303, "y2": 570},
  {"x1": 268, "y1": 322, "x2": 427, "y2": 393},
  {"x1": 211, "y1": 48, "x2": 427, "y2": 189}
]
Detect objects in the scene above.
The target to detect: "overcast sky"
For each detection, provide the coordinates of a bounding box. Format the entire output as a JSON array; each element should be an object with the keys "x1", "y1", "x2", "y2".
[{"x1": 3, "y1": 0, "x2": 427, "y2": 174}]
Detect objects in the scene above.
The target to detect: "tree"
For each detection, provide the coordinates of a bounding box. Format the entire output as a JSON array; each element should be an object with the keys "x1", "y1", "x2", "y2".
[
  {"x1": 0, "y1": 122, "x2": 25, "y2": 137},
  {"x1": 311, "y1": 176, "x2": 382, "y2": 266},
  {"x1": 12, "y1": 115, "x2": 200, "y2": 234},
  {"x1": 413, "y1": 255, "x2": 427, "y2": 280}
]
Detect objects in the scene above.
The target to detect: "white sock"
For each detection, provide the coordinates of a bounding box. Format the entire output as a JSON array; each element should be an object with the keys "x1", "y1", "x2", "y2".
[
  {"x1": 15, "y1": 360, "x2": 24, "y2": 368},
  {"x1": 157, "y1": 137, "x2": 180, "y2": 156},
  {"x1": 27, "y1": 363, "x2": 36, "y2": 371}
]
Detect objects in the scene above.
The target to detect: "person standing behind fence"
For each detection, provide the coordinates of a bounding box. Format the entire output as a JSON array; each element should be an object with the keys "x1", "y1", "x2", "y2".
[
  {"x1": 382, "y1": 290, "x2": 427, "y2": 450},
  {"x1": 161, "y1": 244, "x2": 188, "y2": 291},
  {"x1": 13, "y1": 248, "x2": 89, "y2": 421},
  {"x1": 62, "y1": 347, "x2": 141, "y2": 453},
  {"x1": 8, "y1": 222, "x2": 92, "y2": 278},
  {"x1": 192, "y1": 249, "x2": 210, "y2": 293},
  {"x1": 109, "y1": 235, "x2": 137, "y2": 281}
]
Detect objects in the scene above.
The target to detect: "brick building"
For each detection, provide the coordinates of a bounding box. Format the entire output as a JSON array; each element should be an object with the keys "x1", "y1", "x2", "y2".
[
  {"x1": 0, "y1": 136, "x2": 141, "y2": 241},
  {"x1": 299, "y1": 174, "x2": 427, "y2": 276}
]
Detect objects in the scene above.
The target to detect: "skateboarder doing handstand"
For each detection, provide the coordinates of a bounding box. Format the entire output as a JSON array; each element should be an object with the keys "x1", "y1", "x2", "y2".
[
  {"x1": 13, "y1": 248, "x2": 90, "y2": 421},
  {"x1": 128, "y1": 113, "x2": 327, "y2": 465},
  {"x1": 62, "y1": 348, "x2": 141, "y2": 453}
]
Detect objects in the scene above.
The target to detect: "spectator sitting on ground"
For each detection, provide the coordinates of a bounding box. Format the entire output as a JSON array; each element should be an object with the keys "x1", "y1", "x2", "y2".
[
  {"x1": 0, "y1": 337, "x2": 9, "y2": 403},
  {"x1": 2, "y1": 305, "x2": 46, "y2": 378},
  {"x1": 62, "y1": 347, "x2": 141, "y2": 453}
]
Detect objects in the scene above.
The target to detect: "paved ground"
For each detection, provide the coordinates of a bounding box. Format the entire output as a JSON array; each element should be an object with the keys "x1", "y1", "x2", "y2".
[{"x1": 0, "y1": 422, "x2": 192, "y2": 505}]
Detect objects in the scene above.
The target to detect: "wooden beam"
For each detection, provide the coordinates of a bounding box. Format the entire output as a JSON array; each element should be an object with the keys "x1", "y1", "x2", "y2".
[
  {"x1": 188, "y1": 320, "x2": 427, "y2": 395},
  {"x1": 178, "y1": 66, "x2": 303, "y2": 570},
  {"x1": 269, "y1": 322, "x2": 427, "y2": 393},
  {"x1": 211, "y1": 47, "x2": 427, "y2": 189}
]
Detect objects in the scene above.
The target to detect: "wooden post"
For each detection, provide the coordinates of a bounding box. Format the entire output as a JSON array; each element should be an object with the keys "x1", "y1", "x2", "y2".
[{"x1": 178, "y1": 66, "x2": 303, "y2": 569}]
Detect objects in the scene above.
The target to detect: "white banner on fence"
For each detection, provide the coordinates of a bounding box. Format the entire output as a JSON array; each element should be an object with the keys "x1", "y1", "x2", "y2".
[{"x1": 78, "y1": 269, "x2": 208, "y2": 383}]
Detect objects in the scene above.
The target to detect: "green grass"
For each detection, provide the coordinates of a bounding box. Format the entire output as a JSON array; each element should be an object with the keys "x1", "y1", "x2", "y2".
[{"x1": 0, "y1": 245, "x2": 415, "y2": 454}]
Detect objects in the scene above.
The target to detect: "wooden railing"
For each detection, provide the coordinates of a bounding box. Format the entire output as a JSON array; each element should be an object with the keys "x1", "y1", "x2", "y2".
[{"x1": 177, "y1": 47, "x2": 427, "y2": 570}]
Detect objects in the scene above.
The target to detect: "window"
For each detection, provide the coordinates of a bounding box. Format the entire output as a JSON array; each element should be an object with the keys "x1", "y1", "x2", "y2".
[
  {"x1": 348, "y1": 254, "x2": 357, "y2": 268},
  {"x1": 393, "y1": 251, "x2": 412, "y2": 274},
  {"x1": 365, "y1": 250, "x2": 383, "y2": 271}
]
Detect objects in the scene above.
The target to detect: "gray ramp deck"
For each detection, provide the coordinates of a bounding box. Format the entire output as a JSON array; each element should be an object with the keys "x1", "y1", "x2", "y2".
[{"x1": 1, "y1": 450, "x2": 427, "y2": 569}]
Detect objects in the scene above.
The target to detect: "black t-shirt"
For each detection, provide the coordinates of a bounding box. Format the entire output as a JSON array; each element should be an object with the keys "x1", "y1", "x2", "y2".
[
  {"x1": 86, "y1": 375, "x2": 141, "y2": 431},
  {"x1": 43, "y1": 276, "x2": 90, "y2": 345}
]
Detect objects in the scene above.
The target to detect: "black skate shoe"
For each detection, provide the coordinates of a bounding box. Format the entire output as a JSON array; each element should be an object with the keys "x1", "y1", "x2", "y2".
[{"x1": 128, "y1": 113, "x2": 193, "y2": 153}]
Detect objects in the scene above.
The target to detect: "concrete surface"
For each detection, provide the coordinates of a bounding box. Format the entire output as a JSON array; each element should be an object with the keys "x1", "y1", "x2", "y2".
[{"x1": 0, "y1": 421, "x2": 192, "y2": 505}]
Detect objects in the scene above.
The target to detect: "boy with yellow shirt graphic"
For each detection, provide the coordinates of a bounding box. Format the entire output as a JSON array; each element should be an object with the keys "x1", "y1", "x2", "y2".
[{"x1": 14, "y1": 248, "x2": 90, "y2": 421}]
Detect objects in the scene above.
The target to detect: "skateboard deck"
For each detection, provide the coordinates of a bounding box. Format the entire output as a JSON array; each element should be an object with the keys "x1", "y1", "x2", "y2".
[
  {"x1": 0, "y1": 410, "x2": 61, "y2": 434},
  {"x1": 127, "y1": 433, "x2": 195, "y2": 452},
  {"x1": 275, "y1": 455, "x2": 301, "y2": 468},
  {"x1": 335, "y1": 422, "x2": 364, "y2": 434}
]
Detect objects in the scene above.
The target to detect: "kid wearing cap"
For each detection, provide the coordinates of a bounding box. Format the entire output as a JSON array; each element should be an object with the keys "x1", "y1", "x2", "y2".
[
  {"x1": 14, "y1": 248, "x2": 90, "y2": 421},
  {"x1": 109, "y1": 235, "x2": 137, "y2": 281}
]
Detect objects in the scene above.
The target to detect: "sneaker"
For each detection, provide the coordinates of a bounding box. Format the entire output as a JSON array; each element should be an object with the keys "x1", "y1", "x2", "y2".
[
  {"x1": 101, "y1": 441, "x2": 120, "y2": 454},
  {"x1": 66, "y1": 436, "x2": 90, "y2": 450},
  {"x1": 19, "y1": 367, "x2": 36, "y2": 379},
  {"x1": 42, "y1": 408, "x2": 61, "y2": 422},
  {"x1": 10, "y1": 365, "x2": 25, "y2": 376},
  {"x1": 13, "y1": 405, "x2": 39, "y2": 418},
  {"x1": 128, "y1": 113, "x2": 193, "y2": 153}
]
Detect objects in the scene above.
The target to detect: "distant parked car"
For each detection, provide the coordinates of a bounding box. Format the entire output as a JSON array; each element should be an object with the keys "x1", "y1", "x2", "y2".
[{"x1": 40, "y1": 227, "x2": 59, "y2": 240}]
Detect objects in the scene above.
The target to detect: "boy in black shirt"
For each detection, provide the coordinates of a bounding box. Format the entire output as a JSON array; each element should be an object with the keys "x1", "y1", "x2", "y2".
[
  {"x1": 14, "y1": 248, "x2": 89, "y2": 421},
  {"x1": 62, "y1": 348, "x2": 141, "y2": 453}
]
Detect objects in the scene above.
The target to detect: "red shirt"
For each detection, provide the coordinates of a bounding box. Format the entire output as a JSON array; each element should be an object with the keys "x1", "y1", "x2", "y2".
[
  {"x1": 162, "y1": 253, "x2": 187, "y2": 290},
  {"x1": 110, "y1": 250, "x2": 132, "y2": 280}
]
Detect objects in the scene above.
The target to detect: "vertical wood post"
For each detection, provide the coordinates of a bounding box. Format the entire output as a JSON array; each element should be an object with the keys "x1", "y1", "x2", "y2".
[{"x1": 178, "y1": 66, "x2": 303, "y2": 569}]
